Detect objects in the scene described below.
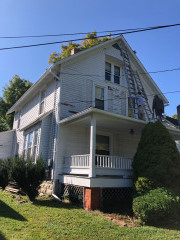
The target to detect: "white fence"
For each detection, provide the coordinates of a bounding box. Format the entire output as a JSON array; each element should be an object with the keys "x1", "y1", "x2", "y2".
[{"x1": 64, "y1": 154, "x2": 133, "y2": 170}]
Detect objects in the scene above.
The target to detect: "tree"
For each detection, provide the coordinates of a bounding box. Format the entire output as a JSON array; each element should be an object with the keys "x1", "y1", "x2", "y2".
[
  {"x1": 48, "y1": 31, "x2": 111, "y2": 64},
  {"x1": 132, "y1": 121, "x2": 180, "y2": 195},
  {"x1": 0, "y1": 75, "x2": 32, "y2": 131},
  {"x1": 172, "y1": 114, "x2": 178, "y2": 120}
]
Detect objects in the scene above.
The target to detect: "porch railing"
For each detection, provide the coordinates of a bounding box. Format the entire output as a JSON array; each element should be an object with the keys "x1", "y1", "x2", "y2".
[
  {"x1": 96, "y1": 155, "x2": 132, "y2": 169},
  {"x1": 64, "y1": 154, "x2": 133, "y2": 170},
  {"x1": 64, "y1": 154, "x2": 90, "y2": 168}
]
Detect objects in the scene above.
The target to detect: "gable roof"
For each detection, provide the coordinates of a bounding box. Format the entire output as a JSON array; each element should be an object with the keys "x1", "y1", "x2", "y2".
[{"x1": 7, "y1": 35, "x2": 168, "y2": 114}]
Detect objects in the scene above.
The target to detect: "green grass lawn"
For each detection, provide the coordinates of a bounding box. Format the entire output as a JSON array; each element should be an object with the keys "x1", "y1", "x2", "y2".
[{"x1": 1, "y1": 190, "x2": 180, "y2": 240}]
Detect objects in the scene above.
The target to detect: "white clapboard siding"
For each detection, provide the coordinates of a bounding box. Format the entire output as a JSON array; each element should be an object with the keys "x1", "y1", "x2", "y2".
[{"x1": 0, "y1": 130, "x2": 15, "y2": 159}]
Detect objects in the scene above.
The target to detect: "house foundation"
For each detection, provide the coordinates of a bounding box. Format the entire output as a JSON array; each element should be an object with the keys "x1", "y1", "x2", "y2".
[{"x1": 84, "y1": 188, "x2": 100, "y2": 210}]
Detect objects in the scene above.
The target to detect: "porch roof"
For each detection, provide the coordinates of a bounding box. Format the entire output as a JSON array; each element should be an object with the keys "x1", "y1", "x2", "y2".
[{"x1": 59, "y1": 108, "x2": 180, "y2": 140}]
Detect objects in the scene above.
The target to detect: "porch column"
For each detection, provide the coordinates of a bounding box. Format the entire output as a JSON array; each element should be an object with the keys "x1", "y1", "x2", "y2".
[{"x1": 89, "y1": 114, "x2": 96, "y2": 177}]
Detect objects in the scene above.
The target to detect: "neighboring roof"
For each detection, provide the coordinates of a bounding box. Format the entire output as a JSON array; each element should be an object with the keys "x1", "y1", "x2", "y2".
[
  {"x1": 0, "y1": 129, "x2": 15, "y2": 136},
  {"x1": 7, "y1": 35, "x2": 168, "y2": 114},
  {"x1": 165, "y1": 116, "x2": 180, "y2": 126}
]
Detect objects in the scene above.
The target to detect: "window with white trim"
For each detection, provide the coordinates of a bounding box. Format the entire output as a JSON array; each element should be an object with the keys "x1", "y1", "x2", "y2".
[
  {"x1": 23, "y1": 129, "x2": 39, "y2": 160},
  {"x1": 95, "y1": 86, "x2": 104, "y2": 110},
  {"x1": 105, "y1": 61, "x2": 121, "y2": 84},
  {"x1": 32, "y1": 129, "x2": 39, "y2": 159},
  {"x1": 23, "y1": 134, "x2": 28, "y2": 158},
  {"x1": 39, "y1": 90, "x2": 45, "y2": 115},
  {"x1": 105, "y1": 62, "x2": 111, "y2": 81},
  {"x1": 114, "y1": 66, "x2": 120, "y2": 84}
]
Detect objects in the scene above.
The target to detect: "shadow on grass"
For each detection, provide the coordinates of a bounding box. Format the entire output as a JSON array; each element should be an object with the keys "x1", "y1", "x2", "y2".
[
  {"x1": 0, "y1": 231, "x2": 7, "y2": 240},
  {"x1": 0, "y1": 200, "x2": 27, "y2": 221},
  {"x1": 146, "y1": 220, "x2": 180, "y2": 231},
  {"x1": 33, "y1": 198, "x2": 81, "y2": 210}
]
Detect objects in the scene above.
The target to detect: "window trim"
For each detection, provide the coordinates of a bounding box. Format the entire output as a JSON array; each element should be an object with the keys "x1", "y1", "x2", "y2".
[
  {"x1": 114, "y1": 65, "x2": 120, "y2": 84},
  {"x1": 105, "y1": 62, "x2": 111, "y2": 81},
  {"x1": 93, "y1": 84, "x2": 108, "y2": 111},
  {"x1": 39, "y1": 90, "x2": 46, "y2": 115},
  {"x1": 105, "y1": 60, "x2": 122, "y2": 85},
  {"x1": 23, "y1": 128, "x2": 40, "y2": 161}
]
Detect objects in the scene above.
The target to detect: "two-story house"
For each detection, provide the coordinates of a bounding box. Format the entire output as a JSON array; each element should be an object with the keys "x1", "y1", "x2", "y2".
[{"x1": 1, "y1": 35, "x2": 180, "y2": 210}]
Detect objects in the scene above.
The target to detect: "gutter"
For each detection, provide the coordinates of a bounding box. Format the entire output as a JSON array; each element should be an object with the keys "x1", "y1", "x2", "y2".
[{"x1": 49, "y1": 70, "x2": 62, "y2": 200}]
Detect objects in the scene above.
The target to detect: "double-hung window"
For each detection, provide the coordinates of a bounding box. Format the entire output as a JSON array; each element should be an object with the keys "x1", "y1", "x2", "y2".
[
  {"x1": 32, "y1": 129, "x2": 39, "y2": 160},
  {"x1": 23, "y1": 134, "x2": 28, "y2": 158},
  {"x1": 114, "y1": 66, "x2": 120, "y2": 84},
  {"x1": 95, "y1": 86, "x2": 104, "y2": 110},
  {"x1": 23, "y1": 129, "x2": 39, "y2": 160},
  {"x1": 27, "y1": 132, "x2": 33, "y2": 158},
  {"x1": 39, "y1": 90, "x2": 45, "y2": 115},
  {"x1": 105, "y1": 62, "x2": 111, "y2": 81}
]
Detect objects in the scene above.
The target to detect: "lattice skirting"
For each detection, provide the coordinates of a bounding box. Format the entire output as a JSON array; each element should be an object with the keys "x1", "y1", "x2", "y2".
[
  {"x1": 60, "y1": 184, "x2": 133, "y2": 211},
  {"x1": 60, "y1": 184, "x2": 84, "y2": 205},
  {"x1": 102, "y1": 187, "x2": 133, "y2": 201}
]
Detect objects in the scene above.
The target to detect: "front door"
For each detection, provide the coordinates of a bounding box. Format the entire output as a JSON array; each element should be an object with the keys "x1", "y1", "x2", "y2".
[{"x1": 96, "y1": 135, "x2": 110, "y2": 155}]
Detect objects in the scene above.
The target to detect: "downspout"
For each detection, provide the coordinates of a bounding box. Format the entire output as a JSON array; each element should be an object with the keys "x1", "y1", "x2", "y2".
[{"x1": 49, "y1": 69, "x2": 61, "y2": 201}]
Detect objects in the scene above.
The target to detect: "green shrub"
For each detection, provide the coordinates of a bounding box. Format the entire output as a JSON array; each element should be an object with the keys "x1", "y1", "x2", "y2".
[
  {"x1": 135, "y1": 177, "x2": 155, "y2": 194},
  {"x1": 132, "y1": 121, "x2": 180, "y2": 195},
  {"x1": 133, "y1": 188, "x2": 180, "y2": 224},
  {"x1": 12, "y1": 156, "x2": 45, "y2": 201},
  {"x1": 0, "y1": 159, "x2": 9, "y2": 189}
]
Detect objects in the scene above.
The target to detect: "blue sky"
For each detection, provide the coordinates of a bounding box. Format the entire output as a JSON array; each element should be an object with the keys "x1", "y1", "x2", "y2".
[{"x1": 0, "y1": 0, "x2": 180, "y2": 116}]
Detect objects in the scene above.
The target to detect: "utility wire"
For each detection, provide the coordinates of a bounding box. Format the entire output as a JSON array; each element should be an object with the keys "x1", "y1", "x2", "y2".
[
  {"x1": 58, "y1": 67, "x2": 180, "y2": 79},
  {"x1": 0, "y1": 23, "x2": 180, "y2": 39},
  {"x1": 0, "y1": 28, "x2": 143, "y2": 39},
  {"x1": 0, "y1": 23, "x2": 180, "y2": 51}
]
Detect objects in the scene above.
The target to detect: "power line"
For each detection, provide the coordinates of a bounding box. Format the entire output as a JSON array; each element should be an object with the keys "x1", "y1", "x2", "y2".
[
  {"x1": 0, "y1": 23, "x2": 180, "y2": 39},
  {"x1": 0, "y1": 28, "x2": 144, "y2": 39},
  {"x1": 58, "y1": 67, "x2": 180, "y2": 79},
  {"x1": 0, "y1": 23, "x2": 180, "y2": 51}
]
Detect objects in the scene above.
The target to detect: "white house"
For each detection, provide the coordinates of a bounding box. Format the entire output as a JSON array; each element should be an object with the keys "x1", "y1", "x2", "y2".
[{"x1": 1, "y1": 35, "x2": 180, "y2": 210}]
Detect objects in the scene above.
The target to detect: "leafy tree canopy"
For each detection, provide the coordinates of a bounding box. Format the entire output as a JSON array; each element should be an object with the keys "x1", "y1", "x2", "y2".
[
  {"x1": 132, "y1": 121, "x2": 180, "y2": 195},
  {"x1": 0, "y1": 75, "x2": 32, "y2": 131},
  {"x1": 49, "y1": 31, "x2": 111, "y2": 64},
  {"x1": 172, "y1": 114, "x2": 178, "y2": 120}
]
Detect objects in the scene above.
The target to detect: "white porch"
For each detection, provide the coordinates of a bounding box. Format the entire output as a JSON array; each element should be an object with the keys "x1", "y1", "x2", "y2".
[{"x1": 56, "y1": 107, "x2": 180, "y2": 188}]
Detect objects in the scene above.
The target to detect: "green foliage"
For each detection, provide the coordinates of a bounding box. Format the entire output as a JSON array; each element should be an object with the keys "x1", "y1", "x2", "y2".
[
  {"x1": 172, "y1": 114, "x2": 178, "y2": 120},
  {"x1": 132, "y1": 121, "x2": 180, "y2": 194},
  {"x1": 135, "y1": 177, "x2": 155, "y2": 194},
  {"x1": 12, "y1": 156, "x2": 45, "y2": 201},
  {"x1": 0, "y1": 75, "x2": 32, "y2": 130},
  {"x1": 0, "y1": 159, "x2": 9, "y2": 189},
  {"x1": 49, "y1": 31, "x2": 111, "y2": 64},
  {"x1": 133, "y1": 188, "x2": 180, "y2": 224}
]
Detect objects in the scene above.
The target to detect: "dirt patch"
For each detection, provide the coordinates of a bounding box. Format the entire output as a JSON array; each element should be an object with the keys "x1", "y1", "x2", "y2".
[{"x1": 92, "y1": 210, "x2": 140, "y2": 228}]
